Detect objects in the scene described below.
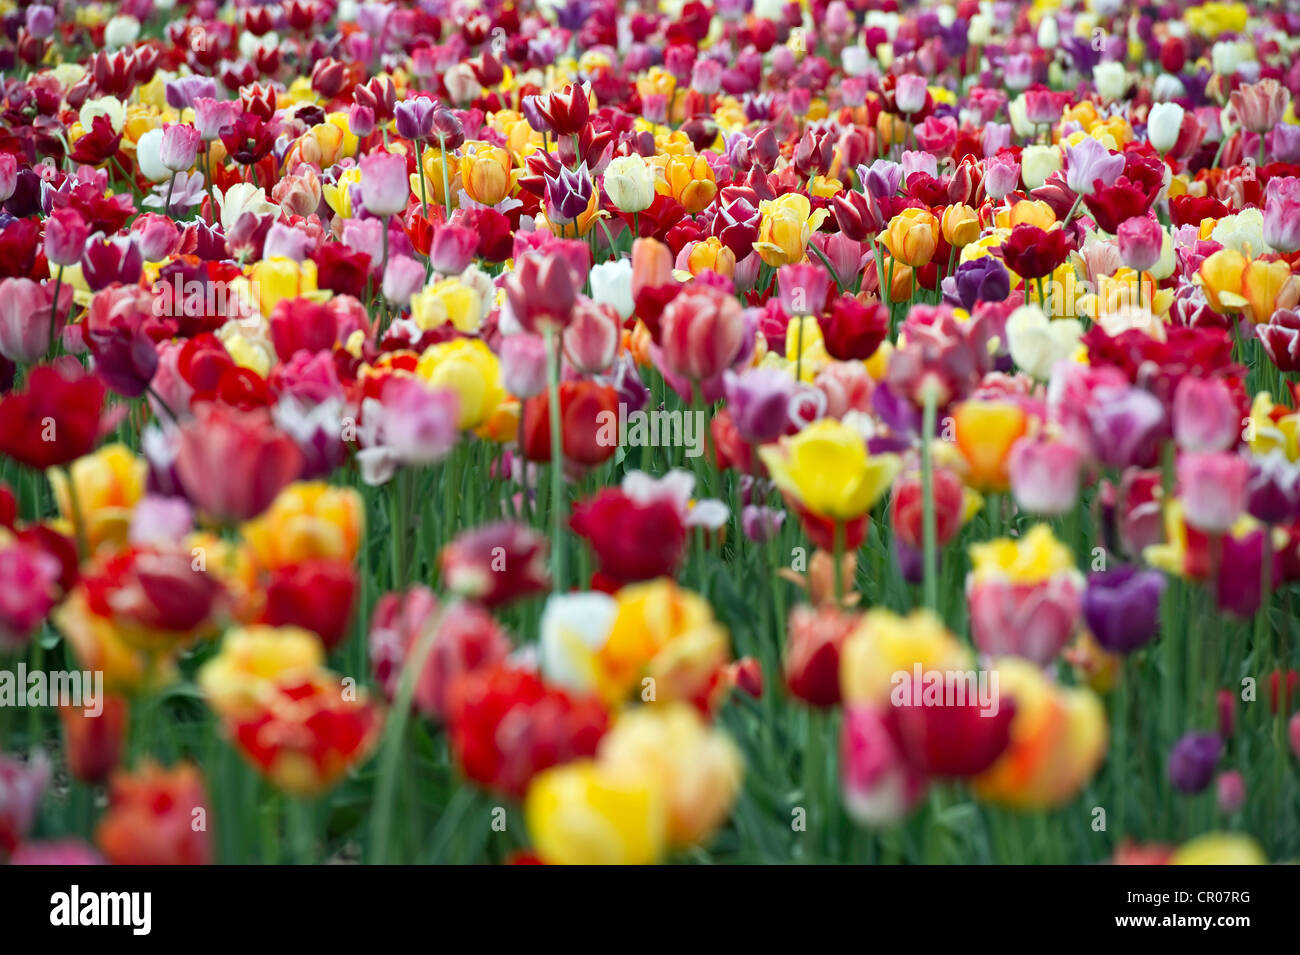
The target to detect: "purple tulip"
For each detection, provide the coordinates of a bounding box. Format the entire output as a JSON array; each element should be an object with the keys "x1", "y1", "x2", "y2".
[
  {"x1": 1168, "y1": 732, "x2": 1221, "y2": 794},
  {"x1": 1088, "y1": 386, "x2": 1166, "y2": 469},
  {"x1": 1082, "y1": 565, "x2": 1166, "y2": 653},
  {"x1": 1064, "y1": 136, "x2": 1125, "y2": 196},
  {"x1": 1246, "y1": 451, "x2": 1300, "y2": 525},
  {"x1": 724, "y1": 367, "x2": 796, "y2": 444},
  {"x1": 544, "y1": 163, "x2": 594, "y2": 224}
]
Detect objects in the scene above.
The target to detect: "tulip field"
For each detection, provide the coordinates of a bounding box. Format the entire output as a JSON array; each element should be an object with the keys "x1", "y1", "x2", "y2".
[{"x1": 3, "y1": 0, "x2": 1300, "y2": 870}]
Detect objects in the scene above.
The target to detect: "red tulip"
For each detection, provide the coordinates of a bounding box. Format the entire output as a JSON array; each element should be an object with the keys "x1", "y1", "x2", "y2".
[
  {"x1": 440, "y1": 521, "x2": 550, "y2": 608},
  {"x1": 522, "y1": 380, "x2": 619, "y2": 466},
  {"x1": 570, "y1": 488, "x2": 687, "y2": 588},
  {"x1": 446, "y1": 663, "x2": 608, "y2": 798},
  {"x1": 784, "y1": 605, "x2": 858, "y2": 707},
  {"x1": 0, "y1": 361, "x2": 106, "y2": 469},
  {"x1": 95, "y1": 761, "x2": 213, "y2": 865},
  {"x1": 261, "y1": 559, "x2": 359, "y2": 651}
]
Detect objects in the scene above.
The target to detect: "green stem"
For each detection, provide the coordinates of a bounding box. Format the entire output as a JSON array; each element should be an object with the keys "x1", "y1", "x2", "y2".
[
  {"x1": 920, "y1": 386, "x2": 939, "y2": 612},
  {"x1": 368, "y1": 598, "x2": 454, "y2": 864},
  {"x1": 544, "y1": 325, "x2": 566, "y2": 593}
]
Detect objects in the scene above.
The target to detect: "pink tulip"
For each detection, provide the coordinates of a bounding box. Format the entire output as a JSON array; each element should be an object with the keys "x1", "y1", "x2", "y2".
[
  {"x1": 655, "y1": 285, "x2": 746, "y2": 386},
  {"x1": 1177, "y1": 452, "x2": 1248, "y2": 534},
  {"x1": 967, "y1": 574, "x2": 1083, "y2": 666},
  {"x1": 0, "y1": 541, "x2": 62, "y2": 650},
  {"x1": 1172, "y1": 376, "x2": 1240, "y2": 453},
  {"x1": 175, "y1": 403, "x2": 304, "y2": 522},
  {"x1": 500, "y1": 333, "x2": 548, "y2": 399},
  {"x1": 1116, "y1": 215, "x2": 1163, "y2": 273},
  {"x1": 359, "y1": 150, "x2": 410, "y2": 217},
  {"x1": 1263, "y1": 176, "x2": 1300, "y2": 255},
  {"x1": 563, "y1": 298, "x2": 621, "y2": 374},
  {"x1": 0, "y1": 277, "x2": 73, "y2": 364},
  {"x1": 159, "y1": 123, "x2": 202, "y2": 172},
  {"x1": 1009, "y1": 434, "x2": 1084, "y2": 516},
  {"x1": 840, "y1": 705, "x2": 928, "y2": 827},
  {"x1": 43, "y1": 207, "x2": 90, "y2": 268},
  {"x1": 381, "y1": 254, "x2": 426, "y2": 307}
]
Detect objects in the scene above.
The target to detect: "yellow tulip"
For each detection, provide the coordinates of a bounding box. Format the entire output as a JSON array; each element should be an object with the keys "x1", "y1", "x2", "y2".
[
  {"x1": 596, "y1": 579, "x2": 728, "y2": 707},
  {"x1": 1170, "y1": 832, "x2": 1267, "y2": 864},
  {"x1": 524, "y1": 760, "x2": 667, "y2": 865},
  {"x1": 322, "y1": 166, "x2": 362, "y2": 219},
  {"x1": 654, "y1": 153, "x2": 717, "y2": 215},
  {"x1": 415, "y1": 337, "x2": 505, "y2": 429},
  {"x1": 951, "y1": 400, "x2": 1030, "y2": 492},
  {"x1": 241, "y1": 482, "x2": 365, "y2": 570},
  {"x1": 879, "y1": 207, "x2": 940, "y2": 268},
  {"x1": 460, "y1": 141, "x2": 514, "y2": 206},
  {"x1": 1241, "y1": 258, "x2": 1300, "y2": 324},
  {"x1": 941, "y1": 203, "x2": 981, "y2": 248},
  {"x1": 410, "y1": 277, "x2": 483, "y2": 333},
  {"x1": 969, "y1": 524, "x2": 1078, "y2": 586},
  {"x1": 197, "y1": 625, "x2": 326, "y2": 718},
  {"x1": 1195, "y1": 247, "x2": 1248, "y2": 313},
  {"x1": 248, "y1": 257, "x2": 320, "y2": 317},
  {"x1": 753, "y1": 192, "x2": 830, "y2": 267},
  {"x1": 685, "y1": 236, "x2": 736, "y2": 277},
  {"x1": 758, "y1": 418, "x2": 901, "y2": 521},
  {"x1": 47, "y1": 444, "x2": 146, "y2": 554},
  {"x1": 598, "y1": 703, "x2": 743, "y2": 848},
  {"x1": 840, "y1": 609, "x2": 972, "y2": 706}
]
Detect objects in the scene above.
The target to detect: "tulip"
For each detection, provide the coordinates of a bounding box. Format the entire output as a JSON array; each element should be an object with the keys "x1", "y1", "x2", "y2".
[
  {"x1": 0, "y1": 363, "x2": 106, "y2": 470},
  {"x1": 0, "y1": 277, "x2": 73, "y2": 364},
  {"x1": 60, "y1": 695, "x2": 128, "y2": 785},
  {"x1": 966, "y1": 525, "x2": 1084, "y2": 666},
  {"x1": 597, "y1": 703, "x2": 742, "y2": 847},
  {"x1": 440, "y1": 521, "x2": 549, "y2": 607},
  {"x1": 1082, "y1": 566, "x2": 1166, "y2": 654},
  {"x1": 1088, "y1": 386, "x2": 1166, "y2": 470},
  {"x1": 983, "y1": 153, "x2": 1021, "y2": 201},
  {"x1": 1063, "y1": 136, "x2": 1125, "y2": 196},
  {"x1": 447, "y1": 663, "x2": 608, "y2": 799},
  {"x1": 1230, "y1": 78, "x2": 1290, "y2": 135},
  {"x1": 754, "y1": 192, "x2": 829, "y2": 267},
  {"x1": 502, "y1": 251, "x2": 579, "y2": 335},
  {"x1": 461, "y1": 142, "x2": 513, "y2": 207},
  {"x1": 176, "y1": 404, "x2": 304, "y2": 523},
  {"x1": 368, "y1": 588, "x2": 510, "y2": 721},
  {"x1": 1009, "y1": 434, "x2": 1083, "y2": 516},
  {"x1": 500, "y1": 333, "x2": 548, "y2": 399},
  {"x1": 94, "y1": 761, "x2": 212, "y2": 865},
  {"x1": 759, "y1": 418, "x2": 901, "y2": 523},
  {"x1": 785, "y1": 605, "x2": 859, "y2": 706},
  {"x1": 0, "y1": 541, "x2": 63, "y2": 650},
  {"x1": 563, "y1": 299, "x2": 621, "y2": 373},
  {"x1": 972, "y1": 658, "x2": 1107, "y2": 809},
  {"x1": 879, "y1": 207, "x2": 939, "y2": 269},
  {"x1": 840, "y1": 705, "x2": 928, "y2": 827},
  {"x1": 604, "y1": 154, "x2": 655, "y2": 213},
  {"x1": 890, "y1": 464, "x2": 966, "y2": 550},
  {"x1": 1116, "y1": 215, "x2": 1164, "y2": 273},
  {"x1": 523, "y1": 380, "x2": 620, "y2": 467},
  {"x1": 44, "y1": 207, "x2": 90, "y2": 268},
  {"x1": 359, "y1": 150, "x2": 410, "y2": 218},
  {"x1": 1177, "y1": 452, "x2": 1248, "y2": 534},
  {"x1": 261, "y1": 560, "x2": 359, "y2": 651},
  {"x1": 655, "y1": 284, "x2": 746, "y2": 385},
  {"x1": 0, "y1": 752, "x2": 49, "y2": 855},
  {"x1": 1258, "y1": 309, "x2": 1300, "y2": 372},
  {"x1": 1168, "y1": 732, "x2": 1221, "y2": 794},
  {"x1": 570, "y1": 488, "x2": 686, "y2": 586},
  {"x1": 1170, "y1": 833, "x2": 1266, "y2": 865},
  {"x1": 655, "y1": 153, "x2": 717, "y2": 215},
  {"x1": 47, "y1": 442, "x2": 145, "y2": 555},
  {"x1": 1263, "y1": 176, "x2": 1300, "y2": 255},
  {"x1": 415, "y1": 338, "x2": 505, "y2": 429},
  {"x1": 524, "y1": 760, "x2": 666, "y2": 865},
  {"x1": 952, "y1": 399, "x2": 1030, "y2": 493},
  {"x1": 1147, "y1": 102, "x2": 1185, "y2": 153},
  {"x1": 1172, "y1": 375, "x2": 1240, "y2": 454},
  {"x1": 159, "y1": 123, "x2": 201, "y2": 173},
  {"x1": 1246, "y1": 451, "x2": 1300, "y2": 524}
]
